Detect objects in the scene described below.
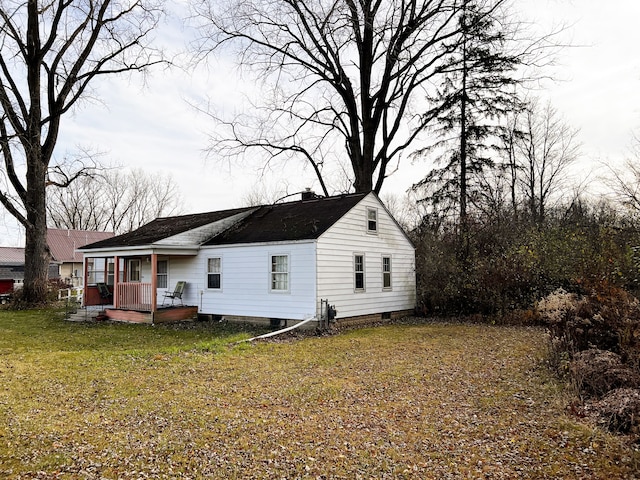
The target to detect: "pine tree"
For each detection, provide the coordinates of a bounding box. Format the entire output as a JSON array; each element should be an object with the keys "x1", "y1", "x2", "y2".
[{"x1": 413, "y1": 0, "x2": 524, "y2": 260}]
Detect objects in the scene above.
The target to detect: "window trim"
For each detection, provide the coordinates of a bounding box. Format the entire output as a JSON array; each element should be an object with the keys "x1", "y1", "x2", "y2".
[
  {"x1": 366, "y1": 207, "x2": 378, "y2": 234},
  {"x1": 269, "y1": 253, "x2": 290, "y2": 293},
  {"x1": 382, "y1": 255, "x2": 392, "y2": 290},
  {"x1": 354, "y1": 253, "x2": 365, "y2": 292},
  {"x1": 207, "y1": 256, "x2": 222, "y2": 291}
]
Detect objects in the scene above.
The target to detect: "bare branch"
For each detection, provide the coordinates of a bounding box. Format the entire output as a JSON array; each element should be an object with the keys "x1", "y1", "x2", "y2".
[{"x1": 190, "y1": 0, "x2": 502, "y2": 193}]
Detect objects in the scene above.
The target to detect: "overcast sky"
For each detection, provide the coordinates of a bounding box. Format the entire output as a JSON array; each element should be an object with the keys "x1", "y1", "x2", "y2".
[{"x1": 1, "y1": 0, "x2": 639, "y2": 246}]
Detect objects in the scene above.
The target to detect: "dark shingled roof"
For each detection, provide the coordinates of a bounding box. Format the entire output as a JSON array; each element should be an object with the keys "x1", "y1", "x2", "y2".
[
  {"x1": 82, "y1": 206, "x2": 255, "y2": 249},
  {"x1": 204, "y1": 193, "x2": 367, "y2": 245},
  {"x1": 81, "y1": 193, "x2": 368, "y2": 249}
]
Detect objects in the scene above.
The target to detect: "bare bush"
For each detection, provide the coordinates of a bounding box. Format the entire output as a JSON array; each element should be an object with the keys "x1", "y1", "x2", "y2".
[
  {"x1": 570, "y1": 349, "x2": 640, "y2": 398},
  {"x1": 592, "y1": 388, "x2": 640, "y2": 434}
]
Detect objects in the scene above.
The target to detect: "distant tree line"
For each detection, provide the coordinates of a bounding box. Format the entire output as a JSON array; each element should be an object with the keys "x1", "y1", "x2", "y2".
[
  {"x1": 403, "y1": 131, "x2": 640, "y2": 316},
  {"x1": 47, "y1": 168, "x2": 183, "y2": 235}
]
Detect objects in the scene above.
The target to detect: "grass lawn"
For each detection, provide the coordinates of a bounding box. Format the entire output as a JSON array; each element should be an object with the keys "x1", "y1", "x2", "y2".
[{"x1": 0, "y1": 310, "x2": 638, "y2": 479}]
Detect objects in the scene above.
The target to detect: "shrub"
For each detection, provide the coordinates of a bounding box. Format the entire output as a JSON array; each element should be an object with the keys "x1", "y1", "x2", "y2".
[
  {"x1": 538, "y1": 286, "x2": 640, "y2": 435},
  {"x1": 570, "y1": 349, "x2": 640, "y2": 397},
  {"x1": 537, "y1": 286, "x2": 640, "y2": 356},
  {"x1": 593, "y1": 388, "x2": 640, "y2": 434},
  {"x1": 412, "y1": 202, "x2": 640, "y2": 317}
]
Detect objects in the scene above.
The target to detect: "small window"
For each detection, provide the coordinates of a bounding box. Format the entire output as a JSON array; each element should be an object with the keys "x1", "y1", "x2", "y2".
[
  {"x1": 382, "y1": 256, "x2": 392, "y2": 290},
  {"x1": 207, "y1": 257, "x2": 221, "y2": 289},
  {"x1": 367, "y1": 208, "x2": 378, "y2": 233},
  {"x1": 271, "y1": 255, "x2": 289, "y2": 291},
  {"x1": 354, "y1": 254, "x2": 365, "y2": 291},
  {"x1": 157, "y1": 260, "x2": 168, "y2": 289}
]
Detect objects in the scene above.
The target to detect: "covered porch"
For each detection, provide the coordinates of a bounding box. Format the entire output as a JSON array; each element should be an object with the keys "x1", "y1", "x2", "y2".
[{"x1": 81, "y1": 246, "x2": 199, "y2": 324}]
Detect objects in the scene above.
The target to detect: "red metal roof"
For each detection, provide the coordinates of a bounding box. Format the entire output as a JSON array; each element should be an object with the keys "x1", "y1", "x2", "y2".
[
  {"x1": 46, "y1": 229, "x2": 114, "y2": 262},
  {"x1": 0, "y1": 247, "x2": 25, "y2": 265}
]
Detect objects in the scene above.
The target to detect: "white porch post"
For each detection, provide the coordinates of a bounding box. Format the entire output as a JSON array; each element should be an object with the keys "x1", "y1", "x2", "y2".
[{"x1": 151, "y1": 253, "x2": 158, "y2": 312}]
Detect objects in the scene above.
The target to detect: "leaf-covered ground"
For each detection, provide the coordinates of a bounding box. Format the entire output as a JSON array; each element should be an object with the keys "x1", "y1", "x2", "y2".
[{"x1": 0, "y1": 311, "x2": 638, "y2": 479}]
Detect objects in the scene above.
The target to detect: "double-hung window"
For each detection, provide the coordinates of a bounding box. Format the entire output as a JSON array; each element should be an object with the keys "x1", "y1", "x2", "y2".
[
  {"x1": 128, "y1": 259, "x2": 141, "y2": 282},
  {"x1": 207, "y1": 257, "x2": 222, "y2": 289},
  {"x1": 367, "y1": 207, "x2": 378, "y2": 233},
  {"x1": 382, "y1": 256, "x2": 392, "y2": 290},
  {"x1": 270, "y1": 255, "x2": 289, "y2": 292},
  {"x1": 107, "y1": 259, "x2": 115, "y2": 286},
  {"x1": 354, "y1": 254, "x2": 365, "y2": 291},
  {"x1": 157, "y1": 260, "x2": 168, "y2": 289}
]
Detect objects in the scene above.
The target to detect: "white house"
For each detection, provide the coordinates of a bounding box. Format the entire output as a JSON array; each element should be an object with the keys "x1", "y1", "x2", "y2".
[{"x1": 79, "y1": 192, "x2": 416, "y2": 326}]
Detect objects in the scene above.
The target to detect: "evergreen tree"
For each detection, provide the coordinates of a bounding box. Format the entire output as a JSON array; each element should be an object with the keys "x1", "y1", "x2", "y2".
[{"x1": 412, "y1": 0, "x2": 524, "y2": 260}]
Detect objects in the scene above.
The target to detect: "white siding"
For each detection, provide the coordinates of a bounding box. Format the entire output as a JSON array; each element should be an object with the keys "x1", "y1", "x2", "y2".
[
  {"x1": 317, "y1": 193, "x2": 416, "y2": 318},
  {"x1": 184, "y1": 242, "x2": 318, "y2": 320},
  {"x1": 156, "y1": 255, "x2": 199, "y2": 306}
]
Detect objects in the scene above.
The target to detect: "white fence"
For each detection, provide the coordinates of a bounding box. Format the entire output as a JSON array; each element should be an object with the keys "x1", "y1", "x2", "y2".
[{"x1": 58, "y1": 287, "x2": 84, "y2": 304}]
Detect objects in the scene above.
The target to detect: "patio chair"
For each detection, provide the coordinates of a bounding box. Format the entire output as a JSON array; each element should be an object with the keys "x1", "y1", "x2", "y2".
[
  {"x1": 96, "y1": 282, "x2": 112, "y2": 306},
  {"x1": 162, "y1": 281, "x2": 186, "y2": 306}
]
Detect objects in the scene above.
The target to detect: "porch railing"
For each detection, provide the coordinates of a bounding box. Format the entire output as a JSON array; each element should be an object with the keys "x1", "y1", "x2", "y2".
[{"x1": 117, "y1": 282, "x2": 153, "y2": 310}]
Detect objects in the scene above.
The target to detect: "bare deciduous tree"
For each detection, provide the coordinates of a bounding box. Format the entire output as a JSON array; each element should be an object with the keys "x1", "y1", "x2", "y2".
[
  {"x1": 47, "y1": 168, "x2": 183, "y2": 234},
  {"x1": 191, "y1": 0, "x2": 513, "y2": 194},
  {"x1": 604, "y1": 134, "x2": 640, "y2": 219},
  {"x1": 516, "y1": 98, "x2": 581, "y2": 223},
  {"x1": 0, "y1": 0, "x2": 165, "y2": 303}
]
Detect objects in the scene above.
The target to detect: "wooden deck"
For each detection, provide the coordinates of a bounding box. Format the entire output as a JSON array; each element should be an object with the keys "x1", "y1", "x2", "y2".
[{"x1": 104, "y1": 306, "x2": 198, "y2": 324}]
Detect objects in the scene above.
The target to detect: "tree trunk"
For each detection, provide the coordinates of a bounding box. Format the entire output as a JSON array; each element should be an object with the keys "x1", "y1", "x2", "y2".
[
  {"x1": 353, "y1": 151, "x2": 374, "y2": 193},
  {"x1": 19, "y1": 1, "x2": 50, "y2": 304},
  {"x1": 22, "y1": 154, "x2": 51, "y2": 303}
]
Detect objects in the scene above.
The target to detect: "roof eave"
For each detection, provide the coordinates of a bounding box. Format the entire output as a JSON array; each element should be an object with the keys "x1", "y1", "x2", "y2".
[{"x1": 79, "y1": 244, "x2": 200, "y2": 256}]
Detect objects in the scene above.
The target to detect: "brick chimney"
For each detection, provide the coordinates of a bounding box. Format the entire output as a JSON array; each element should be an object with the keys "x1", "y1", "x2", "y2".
[{"x1": 301, "y1": 188, "x2": 317, "y2": 200}]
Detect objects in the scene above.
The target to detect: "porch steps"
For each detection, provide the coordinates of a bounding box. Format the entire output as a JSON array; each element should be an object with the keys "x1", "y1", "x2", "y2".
[{"x1": 64, "y1": 307, "x2": 103, "y2": 322}]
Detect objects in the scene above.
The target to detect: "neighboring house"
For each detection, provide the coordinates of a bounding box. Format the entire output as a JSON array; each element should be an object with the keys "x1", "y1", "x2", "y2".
[
  {"x1": 79, "y1": 192, "x2": 416, "y2": 326},
  {"x1": 0, "y1": 246, "x2": 59, "y2": 294},
  {"x1": 47, "y1": 229, "x2": 114, "y2": 286},
  {"x1": 0, "y1": 247, "x2": 26, "y2": 295},
  {"x1": 0, "y1": 229, "x2": 113, "y2": 294}
]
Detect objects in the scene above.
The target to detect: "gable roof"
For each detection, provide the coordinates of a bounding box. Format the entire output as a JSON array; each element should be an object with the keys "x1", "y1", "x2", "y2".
[
  {"x1": 47, "y1": 229, "x2": 114, "y2": 262},
  {"x1": 82, "y1": 193, "x2": 369, "y2": 250}
]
